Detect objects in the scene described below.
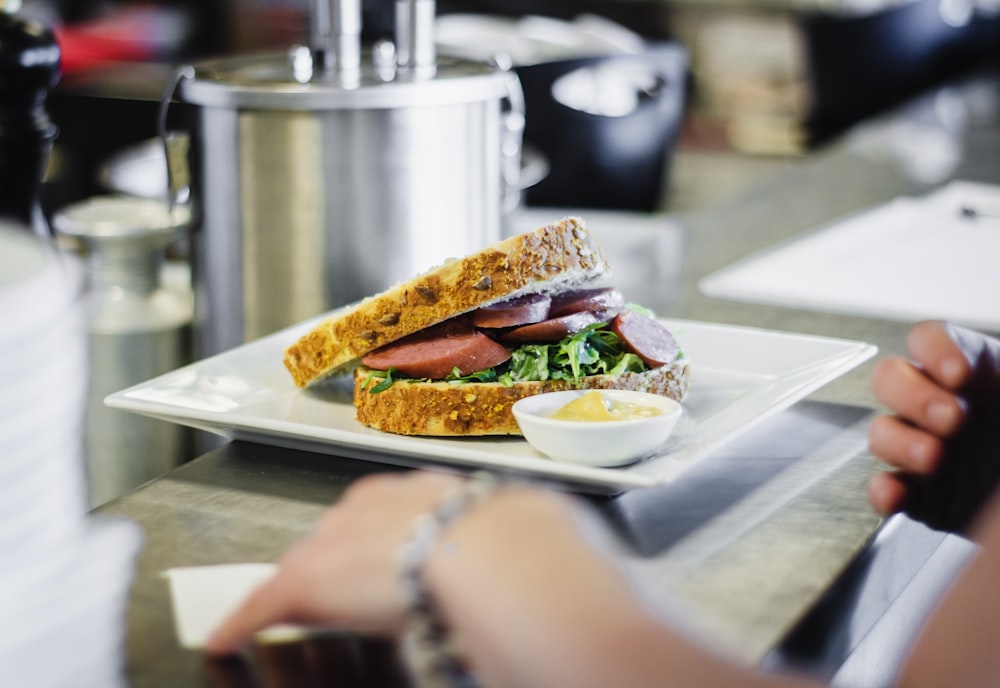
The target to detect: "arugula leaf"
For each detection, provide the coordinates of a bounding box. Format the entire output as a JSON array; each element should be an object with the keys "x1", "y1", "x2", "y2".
[
  {"x1": 625, "y1": 302, "x2": 656, "y2": 318},
  {"x1": 509, "y1": 345, "x2": 550, "y2": 382},
  {"x1": 506, "y1": 323, "x2": 648, "y2": 385},
  {"x1": 609, "y1": 352, "x2": 646, "y2": 375},
  {"x1": 445, "y1": 367, "x2": 500, "y2": 384},
  {"x1": 362, "y1": 368, "x2": 396, "y2": 393}
]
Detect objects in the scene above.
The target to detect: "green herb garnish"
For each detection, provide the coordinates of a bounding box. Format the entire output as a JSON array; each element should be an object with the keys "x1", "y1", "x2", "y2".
[
  {"x1": 445, "y1": 367, "x2": 501, "y2": 384},
  {"x1": 361, "y1": 367, "x2": 397, "y2": 393}
]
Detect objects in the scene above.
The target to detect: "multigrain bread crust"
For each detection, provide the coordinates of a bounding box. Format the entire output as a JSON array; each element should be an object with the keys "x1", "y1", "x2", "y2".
[
  {"x1": 283, "y1": 217, "x2": 609, "y2": 387},
  {"x1": 353, "y1": 360, "x2": 691, "y2": 436}
]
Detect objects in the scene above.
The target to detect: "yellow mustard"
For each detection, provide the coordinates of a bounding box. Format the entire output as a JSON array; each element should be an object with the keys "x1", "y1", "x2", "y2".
[{"x1": 548, "y1": 391, "x2": 663, "y2": 422}]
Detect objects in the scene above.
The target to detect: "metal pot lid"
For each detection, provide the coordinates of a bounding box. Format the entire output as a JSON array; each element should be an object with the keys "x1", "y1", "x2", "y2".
[
  {"x1": 179, "y1": 48, "x2": 510, "y2": 110},
  {"x1": 53, "y1": 196, "x2": 190, "y2": 243}
]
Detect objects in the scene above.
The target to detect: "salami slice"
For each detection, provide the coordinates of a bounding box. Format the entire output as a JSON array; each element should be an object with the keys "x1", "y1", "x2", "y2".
[
  {"x1": 549, "y1": 287, "x2": 625, "y2": 318},
  {"x1": 362, "y1": 319, "x2": 511, "y2": 379},
  {"x1": 469, "y1": 293, "x2": 552, "y2": 328},
  {"x1": 610, "y1": 310, "x2": 679, "y2": 368},
  {"x1": 500, "y1": 310, "x2": 614, "y2": 345}
]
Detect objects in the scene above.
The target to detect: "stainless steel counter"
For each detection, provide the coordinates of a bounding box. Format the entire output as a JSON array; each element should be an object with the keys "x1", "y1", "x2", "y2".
[{"x1": 98, "y1": 68, "x2": 1000, "y2": 687}]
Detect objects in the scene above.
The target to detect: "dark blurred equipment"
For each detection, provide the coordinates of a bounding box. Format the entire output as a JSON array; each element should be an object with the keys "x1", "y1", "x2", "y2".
[
  {"x1": 801, "y1": 0, "x2": 1000, "y2": 144},
  {"x1": 518, "y1": 43, "x2": 687, "y2": 211},
  {"x1": 437, "y1": 0, "x2": 671, "y2": 40},
  {"x1": 435, "y1": 13, "x2": 688, "y2": 212},
  {"x1": 45, "y1": 65, "x2": 173, "y2": 220},
  {"x1": 0, "y1": 1, "x2": 60, "y2": 236}
]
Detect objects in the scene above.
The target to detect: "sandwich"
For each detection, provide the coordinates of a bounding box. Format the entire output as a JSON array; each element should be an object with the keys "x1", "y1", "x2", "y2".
[{"x1": 283, "y1": 217, "x2": 690, "y2": 436}]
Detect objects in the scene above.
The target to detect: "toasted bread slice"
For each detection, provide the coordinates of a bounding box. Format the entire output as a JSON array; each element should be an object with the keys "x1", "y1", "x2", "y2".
[
  {"x1": 283, "y1": 218, "x2": 609, "y2": 387},
  {"x1": 352, "y1": 361, "x2": 691, "y2": 436}
]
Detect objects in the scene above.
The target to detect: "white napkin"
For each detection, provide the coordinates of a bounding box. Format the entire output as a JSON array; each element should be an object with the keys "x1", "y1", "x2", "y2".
[
  {"x1": 699, "y1": 180, "x2": 1000, "y2": 331},
  {"x1": 164, "y1": 563, "x2": 307, "y2": 649}
]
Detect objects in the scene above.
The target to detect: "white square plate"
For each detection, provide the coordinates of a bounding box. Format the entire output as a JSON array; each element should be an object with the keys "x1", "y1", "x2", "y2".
[{"x1": 106, "y1": 317, "x2": 876, "y2": 493}]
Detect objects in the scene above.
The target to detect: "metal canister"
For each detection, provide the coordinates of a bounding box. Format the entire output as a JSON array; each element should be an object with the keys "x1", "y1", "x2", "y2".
[
  {"x1": 174, "y1": 0, "x2": 523, "y2": 356},
  {"x1": 53, "y1": 195, "x2": 193, "y2": 508}
]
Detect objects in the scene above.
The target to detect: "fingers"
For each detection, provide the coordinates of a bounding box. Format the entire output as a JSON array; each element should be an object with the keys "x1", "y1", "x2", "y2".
[
  {"x1": 869, "y1": 414, "x2": 945, "y2": 474},
  {"x1": 867, "y1": 322, "x2": 1000, "y2": 532},
  {"x1": 907, "y1": 321, "x2": 973, "y2": 390},
  {"x1": 871, "y1": 356, "x2": 966, "y2": 437},
  {"x1": 868, "y1": 471, "x2": 909, "y2": 516},
  {"x1": 206, "y1": 572, "x2": 295, "y2": 656},
  {"x1": 206, "y1": 470, "x2": 467, "y2": 657}
]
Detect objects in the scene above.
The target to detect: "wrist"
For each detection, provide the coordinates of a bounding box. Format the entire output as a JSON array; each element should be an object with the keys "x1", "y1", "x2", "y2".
[
  {"x1": 397, "y1": 471, "x2": 513, "y2": 686},
  {"x1": 422, "y1": 485, "x2": 574, "y2": 596},
  {"x1": 421, "y1": 487, "x2": 673, "y2": 688},
  {"x1": 399, "y1": 473, "x2": 508, "y2": 608}
]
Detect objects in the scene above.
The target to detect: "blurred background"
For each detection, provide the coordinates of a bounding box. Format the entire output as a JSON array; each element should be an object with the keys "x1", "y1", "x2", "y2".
[
  {"x1": 29, "y1": 0, "x2": 1000, "y2": 218},
  {"x1": 0, "y1": 5, "x2": 996, "y2": 683}
]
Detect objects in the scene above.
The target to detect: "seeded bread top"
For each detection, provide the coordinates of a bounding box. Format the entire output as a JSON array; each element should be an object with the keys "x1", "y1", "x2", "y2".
[{"x1": 283, "y1": 217, "x2": 610, "y2": 387}]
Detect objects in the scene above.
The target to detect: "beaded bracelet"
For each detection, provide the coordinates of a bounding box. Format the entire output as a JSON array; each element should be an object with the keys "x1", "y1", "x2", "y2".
[{"x1": 398, "y1": 471, "x2": 505, "y2": 688}]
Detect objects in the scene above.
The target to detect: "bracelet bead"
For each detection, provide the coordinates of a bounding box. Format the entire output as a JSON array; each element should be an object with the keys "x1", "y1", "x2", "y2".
[{"x1": 398, "y1": 471, "x2": 505, "y2": 688}]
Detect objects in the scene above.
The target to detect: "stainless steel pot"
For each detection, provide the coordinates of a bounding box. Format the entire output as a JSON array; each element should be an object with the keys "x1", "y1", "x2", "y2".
[{"x1": 172, "y1": 0, "x2": 523, "y2": 356}]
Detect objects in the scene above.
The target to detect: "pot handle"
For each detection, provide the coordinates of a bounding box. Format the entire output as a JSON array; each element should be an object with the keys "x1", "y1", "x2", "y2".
[
  {"x1": 500, "y1": 68, "x2": 526, "y2": 214},
  {"x1": 157, "y1": 65, "x2": 196, "y2": 211}
]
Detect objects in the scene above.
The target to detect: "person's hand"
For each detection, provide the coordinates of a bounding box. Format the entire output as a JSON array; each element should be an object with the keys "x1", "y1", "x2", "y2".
[
  {"x1": 205, "y1": 470, "x2": 463, "y2": 655},
  {"x1": 868, "y1": 321, "x2": 1000, "y2": 534}
]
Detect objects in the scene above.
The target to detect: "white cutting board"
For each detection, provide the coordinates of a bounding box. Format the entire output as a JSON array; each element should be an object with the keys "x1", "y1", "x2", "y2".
[{"x1": 699, "y1": 180, "x2": 1000, "y2": 332}]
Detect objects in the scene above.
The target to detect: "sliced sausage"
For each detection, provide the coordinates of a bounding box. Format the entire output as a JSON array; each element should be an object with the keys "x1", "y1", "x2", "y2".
[
  {"x1": 362, "y1": 319, "x2": 511, "y2": 379},
  {"x1": 610, "y1": 310, "x2": 679, "y2": 368},
  {"x1": 500, "y1": 310, "x2": 615, "y2": 345},
  {"x1": 469, "y1": 293, "x2": 552, "y2": 329},
  {"x1": 549, "y1": 287, "x2": 625, "y2": 318}
]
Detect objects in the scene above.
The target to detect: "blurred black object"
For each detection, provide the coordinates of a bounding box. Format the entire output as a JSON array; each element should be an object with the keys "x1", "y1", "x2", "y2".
[
  {"x1": 203, "y1": 635, "x2": 412, "y2": 688},
  {"x1": 0, "y1": 6, "x2": 61, "y2": 236},
  {"x1": 517, "y1": 42, "x2": 688, "y2": 212},
  {"x1": 45, "y1": 65, "x2": 179, "y2": 219},
  {"x1": 801, "y1": 0, "x2": 1000, "y2": 145},
  {"x1": 437, "y1": 0, "x2": 672, "y2": 41}
]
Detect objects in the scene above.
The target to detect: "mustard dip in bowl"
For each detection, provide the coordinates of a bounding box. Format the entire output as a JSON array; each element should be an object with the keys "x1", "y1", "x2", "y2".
[{"x1": 512, "y1": 390, "x2": 682, "y2": 467}]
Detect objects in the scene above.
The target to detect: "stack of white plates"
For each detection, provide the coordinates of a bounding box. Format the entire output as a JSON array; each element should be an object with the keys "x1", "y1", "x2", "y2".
[{"x1": 0, "y1": 223, "x2": 142, "y2": 688}]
